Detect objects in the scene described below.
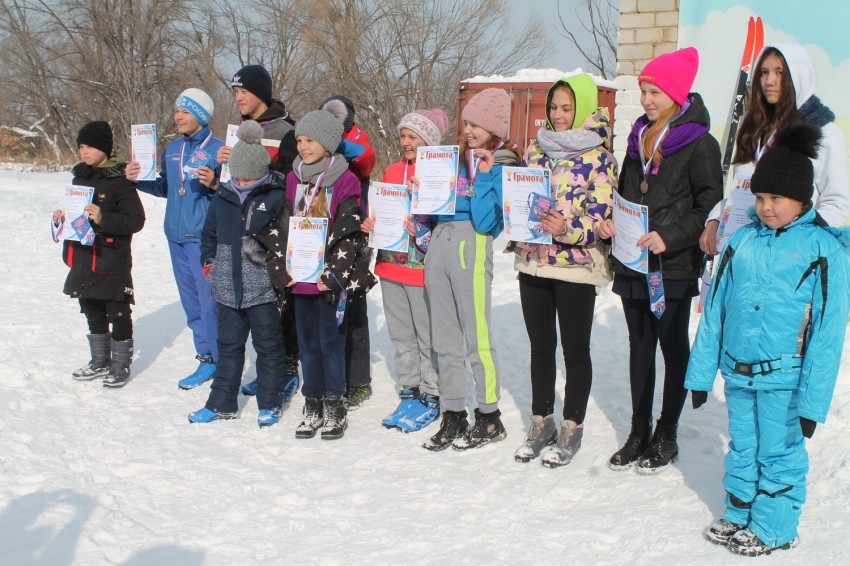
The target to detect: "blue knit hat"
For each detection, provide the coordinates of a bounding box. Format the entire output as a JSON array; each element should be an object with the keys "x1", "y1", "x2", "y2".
[{"x1": 175, "y1": 88, "x2": 214, "y2": 126}]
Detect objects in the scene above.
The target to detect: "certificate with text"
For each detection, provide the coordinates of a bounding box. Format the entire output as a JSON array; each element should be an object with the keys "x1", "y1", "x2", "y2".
[
  {"x1": 60, "y1": 185, "x2": 95, "y2": 245},
  {"x1": 502, "y1": 166, "x2": 553, "y2": 244},
  {"x1": 131, "y1": 124, "x2": 157, "y2": 181},
  {"x1": 219, "y1": 124, "x2": 240, "y2": 184},
  {"x1": 412, "y1": 145, "x2": 459, "y2": 215},
  {"x1": 717, "y1": 172, "x2": 756, "y2": 250},
  {"x1": 287, "y1": 217, "x2": 328, "y2": 283},
  {"x1": 368, "y1": 182, "x2": 410, "y2": 252},
  {"x1": 611, "y1": 189, "x2": 649, "y2": 274}
]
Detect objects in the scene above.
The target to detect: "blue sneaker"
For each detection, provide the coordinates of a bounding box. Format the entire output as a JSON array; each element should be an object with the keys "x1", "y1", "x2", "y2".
[
  {"x1": 178, "y1": 355, "x2": 216, "y2": 390},
  {"x1": 240, "y1": 379, "x2": 258, "y2": 396},
  {"x1": 257, "y1": 408, "x2": 281, "y2": 428},
  {"x1": 381, "y1": 387, "x2": 420, "y2": 429},
  {"x1": 282, "y1": 374, "x2": 300, "y2": 402},
  {"x1": 188, "y1": 407, "x2": 236, "y2": 424},
  {"x1": 397, "y1": 393, "x2": 440, "y2": 433}
]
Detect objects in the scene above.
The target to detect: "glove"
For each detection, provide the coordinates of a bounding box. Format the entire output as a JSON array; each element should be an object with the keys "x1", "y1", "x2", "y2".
[
  {"x1": 203, "y1": 263, "x2": 211, "y2": 279},
  {"x1": 691, "y1": 390, "x2": 708, "y2": 409},
  {"x1": 800, "y1": 417, "x2": 817, "y2": 439}
]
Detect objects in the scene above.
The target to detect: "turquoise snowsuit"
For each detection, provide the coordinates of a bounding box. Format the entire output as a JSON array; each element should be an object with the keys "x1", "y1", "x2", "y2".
[{"x1": 685, "y1": 206, "x2": 850, "y2": 547}]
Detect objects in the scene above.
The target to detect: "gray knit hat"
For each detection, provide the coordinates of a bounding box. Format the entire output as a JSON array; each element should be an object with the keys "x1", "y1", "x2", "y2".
[
  {"x1": 296, "y1": 110, "x2": 344, "y2": 155},
  {"x1": 228, "y1": 120, "x2": 270, "y2": 180}
]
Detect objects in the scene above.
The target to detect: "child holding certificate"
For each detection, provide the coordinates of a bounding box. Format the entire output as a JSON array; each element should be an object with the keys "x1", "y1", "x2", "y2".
[
  {"x1": 360, "y1": 108, "x2": 449, "y2": 432},
  {"x1": 506, "y1": 73, "x2": 617, "y2": 467},
  {"x1": 596, "y1": 48, "x2": 722, "y2": 474},
  {"x1": 686, "y1": 123, "x2": 850, "y2": 556},
  {"x1": 287, "y1": 110, "x2": 376, "y2": 440},
  {"x1": 188, "y1": 121, "x2": 289, "y2": 427},
  {"x1": 52, "y1": 121, "x2": 145, "y2": 387},
  {"x1": 422, "y1": 88, "x2": 522, "y2": 452},
  {"x1": 126, "y1": 88, "x2": 225, "y2": 390}
]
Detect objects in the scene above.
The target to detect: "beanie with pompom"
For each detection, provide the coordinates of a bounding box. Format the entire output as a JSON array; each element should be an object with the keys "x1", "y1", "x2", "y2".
[
  {"x1": 228, "y1": 120, "x2": 271, "y2": 180},
  {"x1": 750, "y1": 122, "x2": 821, "y2": 203},
  {"x1": 397, "y1": 108, "x2": 449, "y2": 147}
]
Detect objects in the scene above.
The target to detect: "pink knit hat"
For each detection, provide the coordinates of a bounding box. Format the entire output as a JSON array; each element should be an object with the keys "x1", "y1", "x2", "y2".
[
  {"x1": 638, "y1": 47, "x2": 700, "y2": 106},
  {"x1": 397, "y1": 108, "x2": 450, "y2": 147},
  {"x1": 461, "y1": 88, "x2": 512, "y2": 139}
]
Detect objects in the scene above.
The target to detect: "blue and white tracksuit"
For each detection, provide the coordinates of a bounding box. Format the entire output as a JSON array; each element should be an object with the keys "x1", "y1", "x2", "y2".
[
  {"x1": 135, "y1": 127, "x2": 225, "y2": 360},
  {"x1": 685, "y1": 207, "x2": 850, "y2": 547}
]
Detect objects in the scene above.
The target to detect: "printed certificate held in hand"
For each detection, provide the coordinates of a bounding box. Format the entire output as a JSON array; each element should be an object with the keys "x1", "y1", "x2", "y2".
[
  {"x1": 611, "y1": 189, "x2": 649, "y2": 274},
  {"x1": 368, "y1": 182, "x2": 410, "y2": 252},
  {"x1": 502, "y1": 166, "x2": 553, "y2": 244},
  {"x1": 412, "y1": 145, "x2": 459, "y2": 215},
  {"x1": 287, "y1": 217, "x2": 328, "y2": 283},
  {"x1": 717, "y1": 172, "x2": 756, "y2": 250},
  {"x1": 219, "y1": 124, "x2": 240, "y2": 184},
  {"x1": 130, "y1": 124, "x2": 157, "y2": 181},
  {"x1": 59, "y1": 185, "x2": 96, "y2": 245}
]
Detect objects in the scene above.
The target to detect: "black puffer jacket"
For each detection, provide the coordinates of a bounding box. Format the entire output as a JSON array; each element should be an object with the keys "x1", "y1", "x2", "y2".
[
  {"x1": 62, "y1": 158, "x2": 145, "y2": 302},
  {"x1": 610, "y1": 94, "x2": 722, "y2": 280}
]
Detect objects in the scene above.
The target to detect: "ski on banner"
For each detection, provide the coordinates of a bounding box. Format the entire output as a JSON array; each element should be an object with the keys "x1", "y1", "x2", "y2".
[{"x1": 719, "y1": 16, "x2": 764, "y2": 182}]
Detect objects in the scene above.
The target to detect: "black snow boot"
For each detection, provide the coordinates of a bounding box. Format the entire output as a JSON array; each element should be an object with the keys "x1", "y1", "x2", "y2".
[
  {"x1": 72, "y1": 333, "x2": 111, "y2": 381},
  {"x1": 422, "y1": 410, "x2": 469, "y2": 451},
  {"x1": 637, "y1": 420, "x2": 679, "y2": 474},
  {"x1": 608, "y1": 416, "x2": 652, "y2": 471},
  {"x1": 103, "y1": 339, "x2": 133, "y2": 388},
  {"x1": 452, "y1": 408, "x2": 507, "y2": 451},
  {"x1": 296, "y1": 398, "x2": 324, "y2": 439},
  {"x1": 321, "y1": 398, "x2": 348, "y2": 440}
]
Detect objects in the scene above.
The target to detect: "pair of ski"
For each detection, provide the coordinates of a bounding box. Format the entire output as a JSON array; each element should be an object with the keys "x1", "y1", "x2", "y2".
[{"x1": 700, "y1": 16, "x2": 764, "y2": 313}]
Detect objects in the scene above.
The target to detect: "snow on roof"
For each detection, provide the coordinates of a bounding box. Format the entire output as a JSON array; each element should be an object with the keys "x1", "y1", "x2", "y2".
[{"x1": 462, "y1": 68, "x2": 615, "y2": 89}]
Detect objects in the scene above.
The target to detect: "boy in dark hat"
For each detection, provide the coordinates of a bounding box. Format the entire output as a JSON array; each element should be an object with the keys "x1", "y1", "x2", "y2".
[
  {"x1": 686, "y1": 123, "x2": 850, "y2": 556},
  {"x1": 52, "y1": 121, "x2": 145, "y2": 388}
]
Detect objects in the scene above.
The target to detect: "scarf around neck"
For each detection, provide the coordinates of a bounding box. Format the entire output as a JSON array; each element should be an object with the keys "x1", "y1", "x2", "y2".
[
  {"x1": 799, "y1": 95, "x2": 835, "y2": 127},
  {"x1": 626, "y1": 99, "x2": 709, "y2": 164},
  {"x1": 293, "y1": 155, "x2": 349, "y2": 187},
  {"x1": 537, "y1": 127, "x2": 604, "y2": 159}
]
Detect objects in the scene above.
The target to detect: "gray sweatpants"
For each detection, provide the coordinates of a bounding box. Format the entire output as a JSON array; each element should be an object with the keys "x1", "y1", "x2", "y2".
[
  {"x1": 380, "y1": 278, "x2": 440, "y2": 396},
  {"x1": 424, "y1": 221, "x2": 501, "y2": 413}
]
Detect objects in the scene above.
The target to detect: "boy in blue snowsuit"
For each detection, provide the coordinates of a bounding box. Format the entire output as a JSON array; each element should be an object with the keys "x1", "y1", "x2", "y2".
[
  {"x1": 685, "y1": 123, "x2": 850, "y2": 556},
  {"x1": 126, "y1": 89, "x2": 225, "y2": 388}
]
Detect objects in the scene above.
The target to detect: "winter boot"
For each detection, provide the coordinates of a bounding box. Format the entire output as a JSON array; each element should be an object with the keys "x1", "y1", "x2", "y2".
[
  {"x1": 178, "y1": 354, "x2": 216, "y2": 390},
  {"x1": 321, "y1": 398, "x2": 348, "y2": 440},
  {"x1": 422, "y1": 410, "x2": 469, "y2": 451},
  {"x1": 343, "y1": 384, "x2": 372, "y2": 411},
  {"x1": 188, "y1": 406, "x2": 237, "y2": 423},
  {"x1": 295, "y1": 398, "x2": 324, "y2": 439},
  {"x1": 637, "y1": 420, "x2": 679, "y2": 474},
  {"x1": 257, "y1": 408, "x2": 281, "y2": 428},
  {"x1": 382, "y1": 387, "x2": 420, "y2": 429},
  {"x1": 103, "y1": 339, "x2": 133, "y2": 388},
  {"x1": 727, "y1": 528, "x2": 799, "y2": 557},
  {"x1": 285, "y1": 353, "x2": 299, "y2": 379},
  {"x1": 608, "y1": 417, "x2": 652, "y2": 471},
  {"x1": 514, "y1": 414, "x2": 557, "y2": 463},
  {"x1": 282, "y1": 374, "x2": 300, "y2": 403},
  {"x1": 240, "y1": 379, "x2": 258, "y2": 396},
  {"x1": 541, "y1": 420, "x2": 584, "y2": 468},
  {"x1": 705, "y1": 518, "x2": 746, "y2": 545},
  {"x1": 72, "y1": 333, "x2": 111, "y2": 381},
  {"x1": 397, "y1": 393, "x2": 440, "y2": 433},
  {"x1": 452, "y1": 409, "x2": 507, "y2": 451}
]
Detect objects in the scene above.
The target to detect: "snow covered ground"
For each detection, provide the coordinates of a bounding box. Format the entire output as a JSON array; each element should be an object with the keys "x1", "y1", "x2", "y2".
[{"x1": 2, "y1": 167, "x2": 850, "y2": 565}]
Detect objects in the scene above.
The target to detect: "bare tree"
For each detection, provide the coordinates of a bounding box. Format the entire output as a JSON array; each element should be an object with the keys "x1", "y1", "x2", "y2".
[{"x1": 556, "y1": 0, "x2": 618, "y2": 79}]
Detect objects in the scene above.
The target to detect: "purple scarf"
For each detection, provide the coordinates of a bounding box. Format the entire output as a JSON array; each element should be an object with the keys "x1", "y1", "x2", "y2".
[{"x1": 626, "y1": 99, "x2": 709, "y2": 170}]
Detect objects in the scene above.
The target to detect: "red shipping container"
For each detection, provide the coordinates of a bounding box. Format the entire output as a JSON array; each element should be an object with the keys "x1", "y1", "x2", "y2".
[{"x1": 456, "y1": 79, "x2": 616, "y2": 151}]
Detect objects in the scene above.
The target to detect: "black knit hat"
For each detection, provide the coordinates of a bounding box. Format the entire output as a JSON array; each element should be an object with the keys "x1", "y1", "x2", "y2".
[
  {"x1": 76, "y1": 121, "x2": 113, "y2": 156},
  {"x1": 320, "y1": 95, "x2": 355, "y2": 132},
  {"x1": 751, "y1": 122, "x2": 821, "y2": 203},
  {"x1": 231, "y1": 65, "x2": 274, "y2": 105}
]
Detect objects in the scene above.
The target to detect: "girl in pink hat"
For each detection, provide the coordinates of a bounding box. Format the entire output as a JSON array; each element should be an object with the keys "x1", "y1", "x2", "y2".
[{"x1": 597, "y1": 47, "x2": 723, "y2": 474}]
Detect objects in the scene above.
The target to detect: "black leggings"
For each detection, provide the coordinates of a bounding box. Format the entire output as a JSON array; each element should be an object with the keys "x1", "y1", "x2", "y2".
[
  {"x1": 79, "y1": 298, "x2": 133, "y2": 341},
  {"x1": 621, "y1": 296, "x2": 692, "y2": 425},
  {"x1": 519, "y1": 273, "x2": 596, "y2": 423}
]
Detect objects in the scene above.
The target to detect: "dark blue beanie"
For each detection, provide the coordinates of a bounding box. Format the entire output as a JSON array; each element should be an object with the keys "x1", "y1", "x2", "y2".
[{"x1": 231, "y1": 65, "x2": 273, "y2": 105}]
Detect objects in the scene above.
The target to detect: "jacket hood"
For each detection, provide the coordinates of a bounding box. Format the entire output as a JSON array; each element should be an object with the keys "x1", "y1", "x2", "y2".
[
  {"x1": 760, "y1": 43, "x2": 815, "y2": 109},
  {"x1": 748, "y1": 204, "x2": 850, "y2": 252},
  {"x1": 249, "y1": 100, "x2": 294, "y2": 126},
  {"x1": 546, "y1": 73, "x2": 598, "y2": 131}
]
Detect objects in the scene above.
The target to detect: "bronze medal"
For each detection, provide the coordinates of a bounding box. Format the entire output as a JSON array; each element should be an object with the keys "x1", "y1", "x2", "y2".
[
  {"x1": 640, "y1": 179, "x2": 649, "y2": 194},
  {"x1": 467, "y1": 183, "x2": 475, "y2": 197},
  {"x1": 178, "y1": 183, "x2": 186, "y2": 196}
]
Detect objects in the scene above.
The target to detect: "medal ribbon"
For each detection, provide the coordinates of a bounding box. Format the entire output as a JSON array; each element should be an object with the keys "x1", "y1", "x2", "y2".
[{"x1": 297, "y1": 155, "x2": 336, "y2": 215}]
